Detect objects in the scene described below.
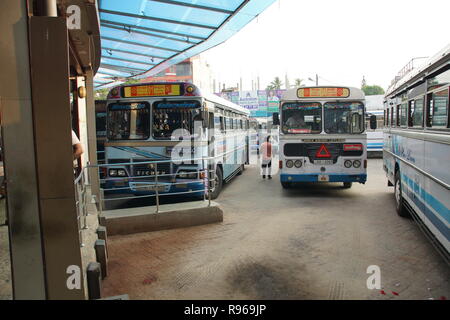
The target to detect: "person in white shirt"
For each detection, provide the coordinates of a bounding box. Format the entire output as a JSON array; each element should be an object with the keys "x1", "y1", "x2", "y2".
[{"x1": 72, "y1": 130, "x2": 83, "y2": 160}]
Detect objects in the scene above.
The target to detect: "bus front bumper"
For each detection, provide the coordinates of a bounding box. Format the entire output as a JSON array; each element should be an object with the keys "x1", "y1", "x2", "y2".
[{"x1": 280, "y1": 173, "x2": 367, "y2": 184}]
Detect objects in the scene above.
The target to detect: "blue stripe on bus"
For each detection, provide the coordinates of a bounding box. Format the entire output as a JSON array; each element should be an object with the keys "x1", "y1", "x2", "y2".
[
  {"x1": 280, "y1": 173, "x2": 367, "y2": 183},
  {"x1": 401, "y1": 180, "x2": 450, "y2": 242},
  {"x1": 401, "y1": 173, "x2": 450, "y2": 226}
]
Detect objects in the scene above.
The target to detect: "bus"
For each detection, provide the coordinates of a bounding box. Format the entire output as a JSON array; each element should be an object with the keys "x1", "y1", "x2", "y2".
[
  {"x1": 95, "y1": 100, "x2": 107, "y2": 164},
  {"x1": 383, "y1": 45, "x2": 450, "y2": 259},
  {"x1": 273, "y1": 86, "x2": 367, "y2": 189},
  {"x1": 104, "y1": 82, "x2": 250, "y2": 200},
  {"x1": 365, "y1": 110, "x2": 384, "y2": 155}
]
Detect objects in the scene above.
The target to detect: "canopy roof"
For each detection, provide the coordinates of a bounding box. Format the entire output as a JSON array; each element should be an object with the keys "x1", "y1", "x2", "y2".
[{"x1": 94, "y1": 0, "x2": 276, "y2": 88}]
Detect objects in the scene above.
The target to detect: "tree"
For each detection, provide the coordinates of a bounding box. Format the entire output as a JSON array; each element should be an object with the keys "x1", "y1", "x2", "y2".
[
  {"x1": 94, "y1": 78, "x2": 141, "y2": 100},
  {"x1": 266, "y1": 77, "x2": 284, "y2": 90},
  {"x1": 294, "y1": 78, "x2": 304, "y2": 87},
  {"x1": 362, "y1": 85, "x2": 385, "y2": 95}
]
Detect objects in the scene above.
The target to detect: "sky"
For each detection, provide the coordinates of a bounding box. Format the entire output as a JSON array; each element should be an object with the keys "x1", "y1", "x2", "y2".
[{"x1": 201, "y1": 0, "x2": 450, "y2": 92}]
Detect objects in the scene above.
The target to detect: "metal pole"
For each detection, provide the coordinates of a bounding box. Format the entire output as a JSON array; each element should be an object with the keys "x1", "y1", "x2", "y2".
[
  {"x1": 155, "y1": 163, "x2": 159, "y2": 213},
  {"x1": 316, "y1": 74, "x2": 318, "y2": 86}
]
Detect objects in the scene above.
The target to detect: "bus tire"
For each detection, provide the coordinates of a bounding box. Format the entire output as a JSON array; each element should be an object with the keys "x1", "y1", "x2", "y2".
[
  {"x1": 394, "y1": 170, "x2": 409, "y2": 218},
  {"x1": 281, "y1": 181, "x2": 292, "y2": 189},
  {"x1": 343, "y1": 182, "x2": 352, "y2": 188},
  {"x1": 237, "y1": 164, "x2": 245, "y2": 175},
  {"x1": 209, "y1": 167, "x2": 223, "y2": 200}
]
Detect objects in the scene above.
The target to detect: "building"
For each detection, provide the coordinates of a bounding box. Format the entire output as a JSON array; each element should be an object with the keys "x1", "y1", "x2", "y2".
[{"x1": 141, "y1": 55, "x2": 214, "y2": 93}]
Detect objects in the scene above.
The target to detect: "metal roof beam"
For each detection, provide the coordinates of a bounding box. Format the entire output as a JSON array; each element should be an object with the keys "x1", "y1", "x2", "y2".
[
  {"x1": 99, "y1": 9, "x2": 217, "y2": 30},
  {"x1": 102, "y1": 36, "x2": 183, "y2": 53},
  {"x1": 102, "y1": 47, "x2": 170, "y2": 61},
  {"x1": 101, "y1": 55, "x2": 156, "y2": 66},
  {"x1": 96, "y1": 70, "x2": 127, "y2": 77},
  {"x1": 100, "y1": 20, "x2": 207, "y2": 40},
  {"x1": 101, "y1": 23, "x2": 200, "y2": 44},
  {"x1": 101, "y1": 63, "x2": 148, "y2": 73},
  {"x1": 148, "y1": 0, "x2": 235, "y2": 15}
]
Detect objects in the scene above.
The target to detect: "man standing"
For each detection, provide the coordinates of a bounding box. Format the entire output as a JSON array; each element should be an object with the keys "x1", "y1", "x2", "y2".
[{"x1": 260, "y1": 135, "x2": 272, "y2": 179}]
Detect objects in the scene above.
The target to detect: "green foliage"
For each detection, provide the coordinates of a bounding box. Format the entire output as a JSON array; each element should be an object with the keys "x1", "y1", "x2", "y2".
[
  {"x1": 94, "y1": 78, "x2": 141, "y2": 100},
  {"x1": 266, "y1": 77, "x2": 284, "y2": 90},
  {"x1": 294, "y1": 78, "x2": 304, "y2": 87},
  {"x1": 362, "y1": 85, "x2": 385, "y2": 95}
]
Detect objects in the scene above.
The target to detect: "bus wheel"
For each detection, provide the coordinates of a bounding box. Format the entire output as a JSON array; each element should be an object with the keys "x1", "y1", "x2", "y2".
[
  {"x1": 343, "y1": 182, "x2": 352, "y2": 188},
  {"x1": 394, "y1": 170, "x2": 409, "y2": 218},
  {"x1": 209, "y1": 167, "x2": 223, "y2": 200},
  {"x1": 281, "y1": 181, "x2": 292, "y2": 189}
]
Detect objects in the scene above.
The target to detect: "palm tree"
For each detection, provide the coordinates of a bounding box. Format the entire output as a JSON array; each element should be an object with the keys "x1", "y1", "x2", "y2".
[
  {"x1": 266, "y1": 77, "x2": 284, "y2": 90},
  {"x1": 294, "y1": 78, "x2": 304, "y2": 87}
]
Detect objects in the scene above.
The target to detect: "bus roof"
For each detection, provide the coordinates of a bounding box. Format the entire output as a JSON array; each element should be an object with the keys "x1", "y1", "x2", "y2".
[
  {"x1": 203, "y1": 92, "x2": 250, "y2": 116},
  {"x1": 108, "y1": 81, "x2": 249, "y2": 116},
  {"x1": 385, "y1": 43, "x2": 450, "y2": 98},
  {"x1": 281, "y1": 86, "x2": 365, "y2": 101}
]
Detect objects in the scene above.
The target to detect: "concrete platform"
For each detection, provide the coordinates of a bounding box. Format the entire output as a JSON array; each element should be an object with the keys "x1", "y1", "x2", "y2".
[{"x1": 103, "y1": 200, "x2": 223, "y2": 236}]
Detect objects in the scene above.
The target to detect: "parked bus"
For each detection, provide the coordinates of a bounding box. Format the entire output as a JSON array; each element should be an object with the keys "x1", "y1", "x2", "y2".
[
  {"x1": 104, "y1": 82, "x2": 250, "y2": 199},
  {"x1": 365, "y1": 110, "x2": 384, "y2": 154},
  {"x1": 383, "y1": 45, "x2": 450, "y2": 259},
  {"x1": 273, "y1": 86, "x2": 367, "y2": 189},
  {"x1": 95, "y1": 100, "x2": 107, "y2": 164},
  {"x1": 365, "y1": 95, "x2": 384, "y2": 155}
]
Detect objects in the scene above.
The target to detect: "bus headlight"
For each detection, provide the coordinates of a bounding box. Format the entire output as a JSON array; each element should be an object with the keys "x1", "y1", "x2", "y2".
[
  {"x1": 286, "y1": 160, "x2": 294, "y2": 168},
  {"x1": 294, "y1": 160, "x2": 302, "y2": 168},
  {"x1": 344, "y1": 160, "x2": 352, "y2": 168},
  {"x1": 353, "y1": 160, "x2": 361, "y2": 168},
  {"x1": 117, "y1": 169, "x2": 127, "y2": 177},
  {"x1": 109, "y1": 169, "x2": 118, "y2": 176}
]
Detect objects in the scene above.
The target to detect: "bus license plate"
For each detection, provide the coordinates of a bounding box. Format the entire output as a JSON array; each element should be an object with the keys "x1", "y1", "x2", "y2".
[
  {"x1": 318, "y1": 175, "x2": 329, "y2": 182},
  {"x1": 314, "y1": 160, "x2": 333, "y2": 165}
]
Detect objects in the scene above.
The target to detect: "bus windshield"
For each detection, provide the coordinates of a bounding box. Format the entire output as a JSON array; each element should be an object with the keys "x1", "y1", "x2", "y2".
[
  {"x1": 281, "y1": 102, "x2": 322, "y2": 134},
  {"x1": 107, "y1": 102, "x2": 150, "y2": 140},
  {"x1": 152, "y1": 100, "x2": 202, "y2": 139},
  {"x1": 324, "y1": 102, "x2": 364, "y2": 134}
]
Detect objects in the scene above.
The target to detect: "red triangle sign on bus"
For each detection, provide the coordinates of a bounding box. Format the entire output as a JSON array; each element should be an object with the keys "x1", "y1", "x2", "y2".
[{"x1": 316, "y1": 144, "x2": 331, "y2": 158}]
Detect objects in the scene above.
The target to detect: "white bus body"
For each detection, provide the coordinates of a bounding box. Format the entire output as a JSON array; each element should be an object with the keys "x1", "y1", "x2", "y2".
[
  {"x1": 104, "y1": 82, "x2": 250, "y2": 199},
  {"x1": 383, "y1": 44, "x2": 450, "y2": 258},
  {"x1": 276, "y1": 86, "x2": 367, "y2": 188}
]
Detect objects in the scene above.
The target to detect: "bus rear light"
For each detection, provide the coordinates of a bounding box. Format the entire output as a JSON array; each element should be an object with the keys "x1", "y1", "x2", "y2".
[
  {"x1": 199, "y1": 171, "x2": 206, "y2": 179},
  {"x1": 294, "y1": 160, "x2": 302, "y2": 168},
  {"x1": 279, "y1": 160, "x2": 283, "y2": 169}
]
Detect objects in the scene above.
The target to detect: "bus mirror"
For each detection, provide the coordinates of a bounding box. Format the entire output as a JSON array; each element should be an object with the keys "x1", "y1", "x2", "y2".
[
  {"x1": 272, "y1": 112, "x2": 280, "y2": 125},
  {"x1": 369, "y1": 115, "x2": 377, "y2": 130}
]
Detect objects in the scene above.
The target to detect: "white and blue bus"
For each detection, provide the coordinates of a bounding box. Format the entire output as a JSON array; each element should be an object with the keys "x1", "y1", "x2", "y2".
[
  {"x1": 104, "y1": 82, "x2": 250, "y2": 199},
  {"x1": 274, "y1": 86, "x2": 367, "y2": 189},
  {"x1": 366, "y1": 110, "x2": 384, "y2": 154},
  {"x1": 383, "y1": 45, "x2": 450, "y2": 259}
]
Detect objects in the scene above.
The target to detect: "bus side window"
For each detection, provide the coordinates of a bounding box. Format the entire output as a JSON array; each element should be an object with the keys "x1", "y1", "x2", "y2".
[
  {"x1": 220, "y1": 116, "x2": 225, "y2": 132},
  {"x1": 396, "y1": 105, "x2": 400, "y2": 126},
  {"x1": 408, "y1": 100, "x2": 414, "y2": 127},
  {"x1": 430, "y1": 88, "x2": 449, "y2": 127},
  {"x1": 391, "y1": 107, "x2": 394, "y2": 126},
  {"x1": 386, "y1": 109, "x2": 389, "y2": 127}
]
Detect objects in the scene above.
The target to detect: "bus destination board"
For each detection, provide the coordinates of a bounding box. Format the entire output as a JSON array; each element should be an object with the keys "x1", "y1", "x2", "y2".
[
  {"x1": 297, "y1": 87, "x2": 350, "y2": 98},
  {"x1": 124, "y1": 84, "x2": 181, "y2": 98}
]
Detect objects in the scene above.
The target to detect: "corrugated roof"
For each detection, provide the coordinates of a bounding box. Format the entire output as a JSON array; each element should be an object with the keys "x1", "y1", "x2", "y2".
[{"x1": 94, "y1": 0, "x2": 276, "y2": 88}]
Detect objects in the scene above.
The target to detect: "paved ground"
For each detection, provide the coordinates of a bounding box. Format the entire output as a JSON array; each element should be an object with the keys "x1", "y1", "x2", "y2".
[
  {"x1": 0, "y1": 198, "x2": 12, "y2": 300},
  {"x1": 101, "y1": 159, "x2": 450, "y2": 300}
]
